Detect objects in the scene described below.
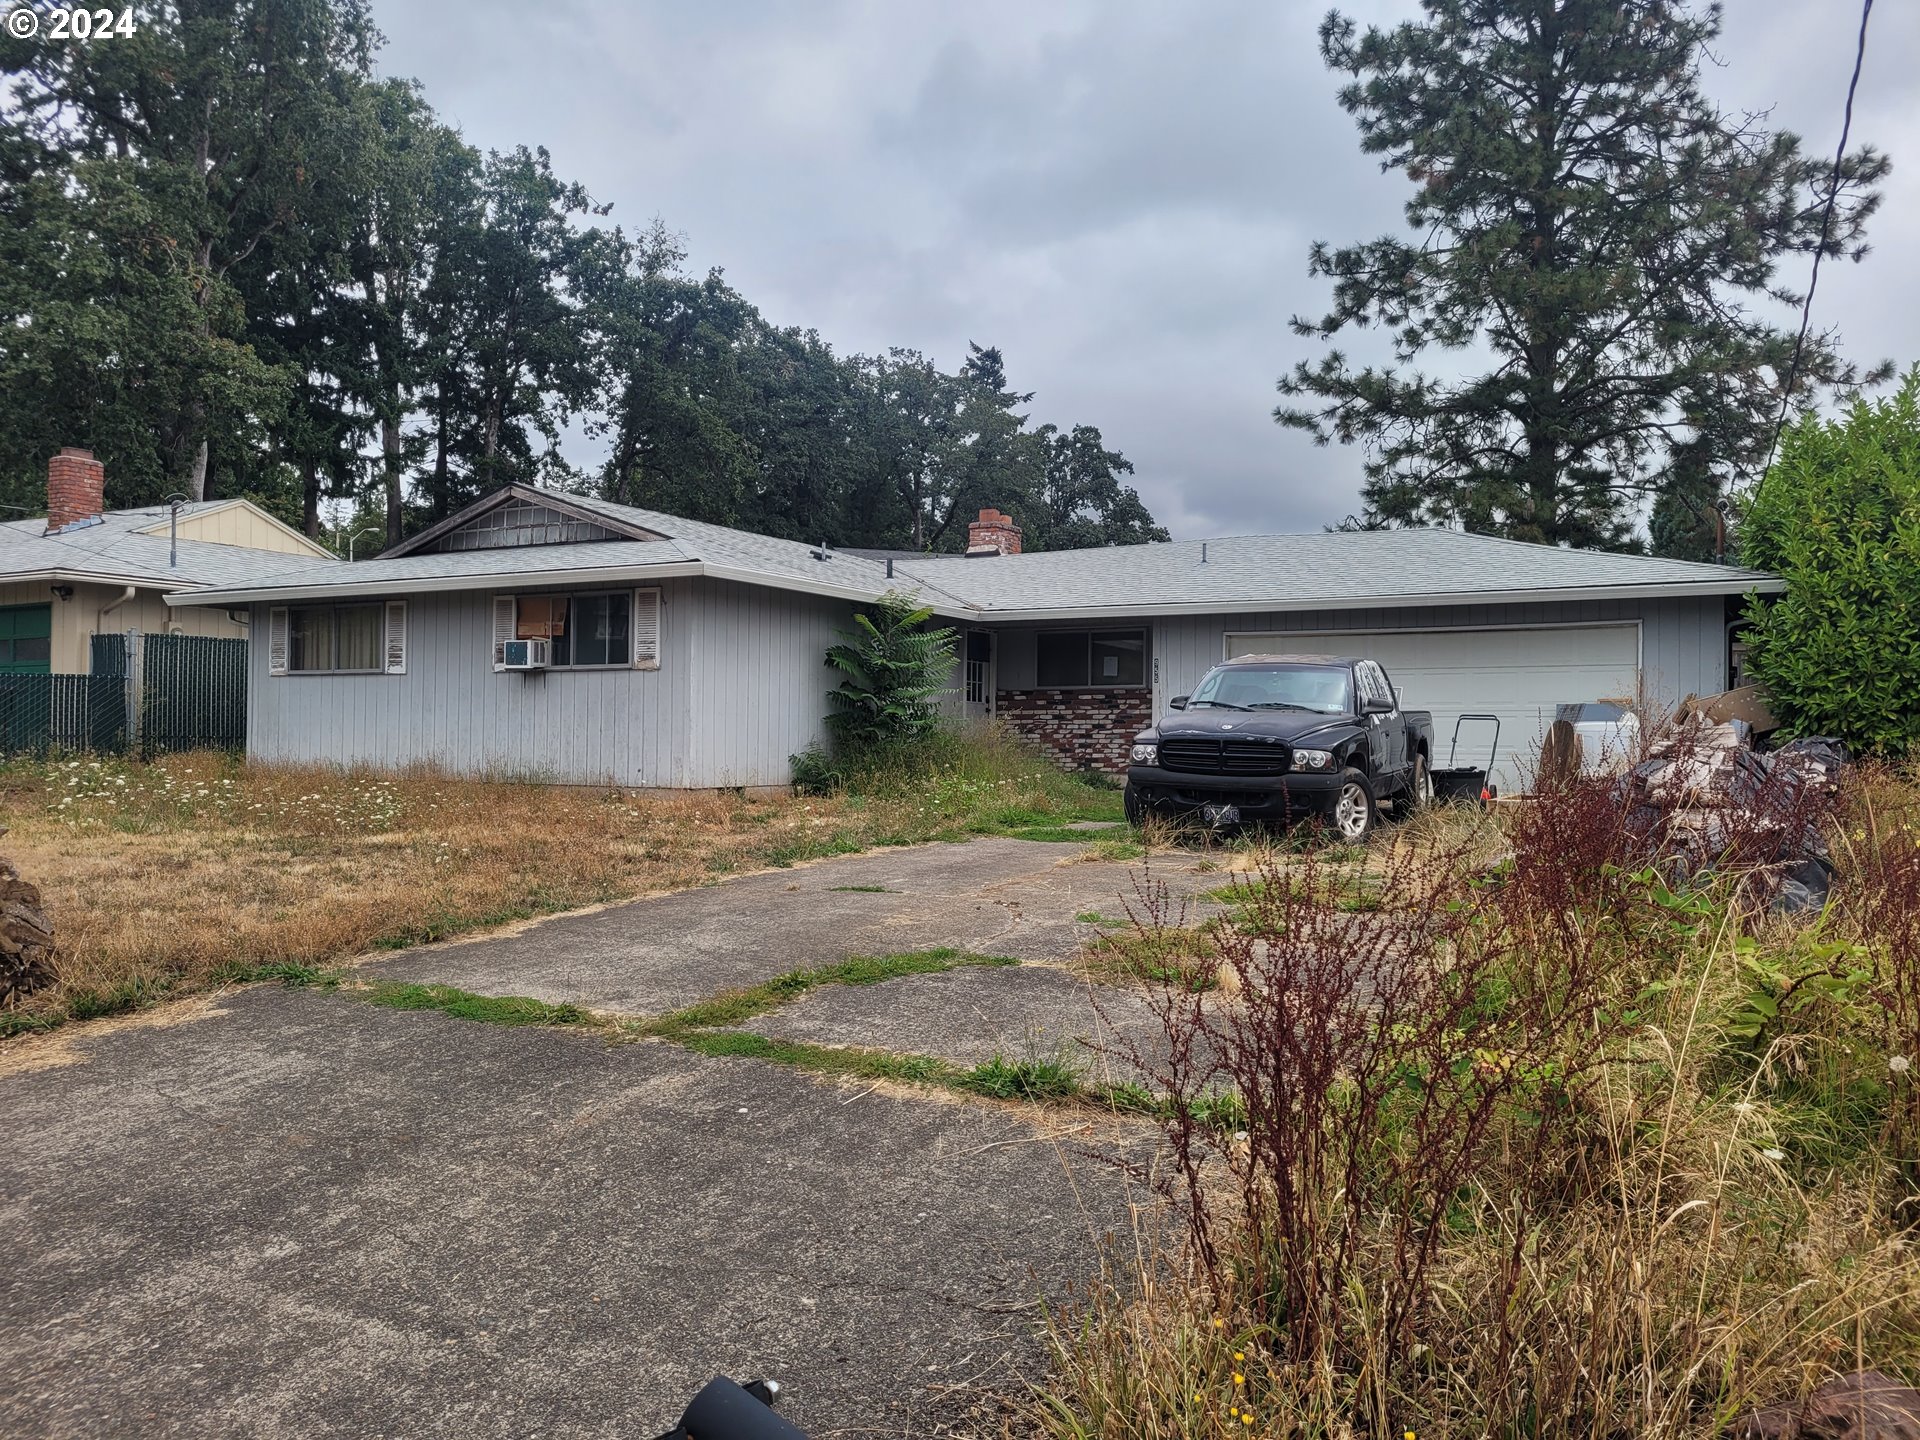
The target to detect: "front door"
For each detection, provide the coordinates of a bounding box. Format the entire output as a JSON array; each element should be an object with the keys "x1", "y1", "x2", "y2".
[{"x1": 964, "y1": 630, "x2": 994, "y2": 720}]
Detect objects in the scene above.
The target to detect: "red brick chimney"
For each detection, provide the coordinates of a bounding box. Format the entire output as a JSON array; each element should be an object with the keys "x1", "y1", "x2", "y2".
[
  {"x1": 966, "y1": 507, "x2": 1022, "y2": 557},
  {"x1": 46, "y1": 448, "x2": 106, "y2": 533}
]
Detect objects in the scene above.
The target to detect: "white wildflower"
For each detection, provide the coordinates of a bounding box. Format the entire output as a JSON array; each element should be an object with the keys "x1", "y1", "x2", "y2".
[{"x1": 1891, "y1": 1055, "x2": 1912, "y2": 1076}]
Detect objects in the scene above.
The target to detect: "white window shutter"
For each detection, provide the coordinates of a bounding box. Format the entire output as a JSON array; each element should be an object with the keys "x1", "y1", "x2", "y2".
[
  {"x1": 384, "y1": 600, "x2": 408, "y2": 675},
  {"x1": 632, "y1": 587, "x2": 661, "y2": 670},
  {"x1": 492, "y1": 596, "x2": 517, "y2": 671},
  {"x1": 268, "y1": 607, "x2": 289, "y2": 676}
]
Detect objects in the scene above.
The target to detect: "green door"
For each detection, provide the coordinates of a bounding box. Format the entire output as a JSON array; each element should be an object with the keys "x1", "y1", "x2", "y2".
[{"x1": 0, "y1": 604, "x2": 53, "y2": 674}]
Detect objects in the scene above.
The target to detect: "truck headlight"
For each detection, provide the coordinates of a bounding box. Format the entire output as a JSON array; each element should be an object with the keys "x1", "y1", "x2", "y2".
[
  {"x1": 1130, "y1": 743, "x2": 1158, "y2": 765},
  {"x1": 1292, "y1": 748, "x2": 1333, "y2": 771}
]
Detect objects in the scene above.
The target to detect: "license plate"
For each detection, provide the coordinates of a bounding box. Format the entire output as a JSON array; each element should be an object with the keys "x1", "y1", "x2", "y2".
[{"x1": 1201, "y1": 804, "x2": 1240, "y2": 827}]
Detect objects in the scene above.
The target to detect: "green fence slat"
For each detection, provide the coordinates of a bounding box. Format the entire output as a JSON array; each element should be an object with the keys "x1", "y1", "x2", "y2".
[
  {"x1": 0, "y1": 674, "x2": 106, "y2": 757},
  {"x1": 0, "y1": 633, "x2": 241, "y2": 759},
  {"x1": 89, "y1": 632, "x2": 128, "y2": 679},
  {"x1": 139, "y1": 633, "x2": 247, "y2": 758}
]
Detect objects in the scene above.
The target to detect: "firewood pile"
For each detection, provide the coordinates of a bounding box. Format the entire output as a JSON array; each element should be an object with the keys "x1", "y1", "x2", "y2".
[
  {"x1": 1619, "y1": 723, "x2": 1849, "y2": 913},
  {"x1": 0, "y1": 843, "x2": 55, "y2": 1007}
]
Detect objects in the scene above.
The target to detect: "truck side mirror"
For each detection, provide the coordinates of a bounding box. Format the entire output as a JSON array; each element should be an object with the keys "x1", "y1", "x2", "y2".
[
  {"x1": 1363, "y1": 697, "x2": 1396, "y2": 715},
  {"x1": 1169, "y1": 695, "x2": 1189, "y2": 710}
]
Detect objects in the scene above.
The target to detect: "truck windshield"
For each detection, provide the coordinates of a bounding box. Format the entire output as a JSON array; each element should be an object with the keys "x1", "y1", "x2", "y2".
[{"x1": 1189, "y1": 664, "x2": 1352, "y2": 714}]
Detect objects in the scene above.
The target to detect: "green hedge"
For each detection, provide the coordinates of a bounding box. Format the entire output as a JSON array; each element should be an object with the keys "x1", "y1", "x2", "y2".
[{"x1": 1741, "y1": 368, "x2": 1920, "y2": 756}]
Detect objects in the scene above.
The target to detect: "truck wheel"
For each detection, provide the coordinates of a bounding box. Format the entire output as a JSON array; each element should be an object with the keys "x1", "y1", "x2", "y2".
[
  {"x1": 1331, "y1": 769, "x2": 1377, "y2": 844},
  {"x1": 1404, "y1": 752, "x2": 1432, "y2": 814},
  {"x1": 1123, "y1": 784, "x2": 1147, "y2": 826}
]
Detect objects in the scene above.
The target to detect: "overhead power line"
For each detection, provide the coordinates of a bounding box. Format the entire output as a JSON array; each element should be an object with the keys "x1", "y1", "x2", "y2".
[{"x1": 1754, "y1": 0, "x2": 1875, "y2": 503}]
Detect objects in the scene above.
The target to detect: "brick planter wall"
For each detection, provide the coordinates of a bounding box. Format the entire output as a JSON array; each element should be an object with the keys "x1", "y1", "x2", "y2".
[{"x1": 997, "y1": 688, "x2": 1154, "y2": 775}]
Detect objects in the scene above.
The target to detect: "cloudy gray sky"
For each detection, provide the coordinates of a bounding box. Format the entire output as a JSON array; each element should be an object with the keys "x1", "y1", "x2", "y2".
[{"x1": 377, "y1": 0, "x2": 1920, "y2": 540}]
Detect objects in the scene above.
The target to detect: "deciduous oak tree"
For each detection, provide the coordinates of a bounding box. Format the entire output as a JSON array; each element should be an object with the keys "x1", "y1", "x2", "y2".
[{"x1": 0, "y1": 0, "x2": 1168, "y2": 552}]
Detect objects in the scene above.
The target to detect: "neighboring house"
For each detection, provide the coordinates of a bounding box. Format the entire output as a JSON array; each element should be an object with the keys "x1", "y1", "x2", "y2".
[
  {"x1": 1, "y1": 449, "x2": 336, "y2": 674},
  {"x1": 176, "y1": 483, "x2": 1782, "y2": 792}
]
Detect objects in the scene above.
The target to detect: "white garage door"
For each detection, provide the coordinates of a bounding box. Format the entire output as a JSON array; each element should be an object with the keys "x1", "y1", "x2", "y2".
[{"x1": 1223, "y1": 625, "x2": 1641, "y2": 793}]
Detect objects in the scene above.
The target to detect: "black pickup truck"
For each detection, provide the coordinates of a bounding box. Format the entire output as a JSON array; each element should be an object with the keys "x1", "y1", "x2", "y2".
[{"x1": 1123, "y1": 653, "x2": 1434, "y2": 842}]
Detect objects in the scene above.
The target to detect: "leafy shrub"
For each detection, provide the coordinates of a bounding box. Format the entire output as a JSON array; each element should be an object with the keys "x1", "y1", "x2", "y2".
[
  {"x1": 1742, "y1": 367, "x2": 1920, "y2": 755},
  {"x1": 822, "y1": 593, "x2": 957, "y2": 752},
  {"x1": 787, "y1": 744, "x2": 843, "y2": 797},
  {"x1": 1722, "y1": 932, "x2": 1876, "y2": 1047}
]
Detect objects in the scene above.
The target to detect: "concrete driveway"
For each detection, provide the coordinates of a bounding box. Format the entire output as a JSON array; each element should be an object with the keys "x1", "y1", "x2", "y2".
[{"x1": 1, "y1": 838, "x2": 1223, "y2": 1438}]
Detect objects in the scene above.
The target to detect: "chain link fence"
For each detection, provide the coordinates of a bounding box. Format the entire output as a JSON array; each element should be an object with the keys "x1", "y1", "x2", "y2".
[{"x1": 0, "y1": 632, "x2": 245, "y2": 760}]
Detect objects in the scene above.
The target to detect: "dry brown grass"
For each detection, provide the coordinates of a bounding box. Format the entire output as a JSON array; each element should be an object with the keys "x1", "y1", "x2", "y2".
[
  {"x1": 0, "y1": 739, "x2": 1122, "y2": 1033},
  {"x1": 1, "y1": 754, "x2": 840, "y2": 1025},
  {"x1": 1046, "y1": 1173, "x2": 1920, "y2": 1440}
]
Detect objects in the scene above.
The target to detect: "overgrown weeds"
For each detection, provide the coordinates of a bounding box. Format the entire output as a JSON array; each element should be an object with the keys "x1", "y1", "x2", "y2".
[
  {"x1": 638, "y1": 949, "x2": 1104, "y2": 1107},
  {"x1": 1085, "y1": 925, "x2": 1223, "y2": 992},
  {"x1": 1041, "y1": 761, "x2": 1920, "y2": 1438},
  {"x1": 1833, "y1": 760, "x2": 1920, "y2": 1194},
  {"x1": 959, "y1": 1054, "x2": 1084, "y2": 1101},
  {"x1": 796, "y1": 725, "x2": 1125, "y2": 843},
  {"x1": 1083, "y1": 868, "x2": 1224, "y2": 991},
  {"x1": 364, "y1": 983, "x2": 588, "y2": 1026},
  {"x1": 638, "y1": 948, "x2": 1017, "y2": 1037},
  {"x1": 670, "y1": 1028, "x2": 960, "y2": 1085}
]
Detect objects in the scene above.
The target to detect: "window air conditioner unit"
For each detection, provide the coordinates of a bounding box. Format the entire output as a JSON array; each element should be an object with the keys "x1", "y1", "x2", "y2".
[{"x1": 502, "y1": 637, "x2": 550, "y2": 671}]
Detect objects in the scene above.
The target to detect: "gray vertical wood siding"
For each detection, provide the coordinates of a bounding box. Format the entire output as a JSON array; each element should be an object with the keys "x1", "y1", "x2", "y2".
[
  {"x1": 244, "y1": 580, "x2": 1729, "y2": 788},
  {"x1": 246, "y1": 577, "x2": 855, "y2": 787},
  {"x1": 683, "y1": 578, "x2": 854, "y2": 785}
]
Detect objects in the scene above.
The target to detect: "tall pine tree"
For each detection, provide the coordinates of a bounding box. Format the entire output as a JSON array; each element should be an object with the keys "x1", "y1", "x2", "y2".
[{"x1": 1277, "y1": 1, "x2": 1888, "y2": 553}]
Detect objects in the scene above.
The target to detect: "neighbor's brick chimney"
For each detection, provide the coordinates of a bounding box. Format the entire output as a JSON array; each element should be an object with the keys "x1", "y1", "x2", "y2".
[
  {"x1": 966, "y1": 507, "x2": 1022, "y2": 557},
  {"x1": 46, "y1": 448, "x2": 106, "y2": 533}
]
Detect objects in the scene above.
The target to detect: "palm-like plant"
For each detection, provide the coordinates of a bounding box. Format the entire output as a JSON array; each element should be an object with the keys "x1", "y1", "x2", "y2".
[{"x1": 823, "y1": 594, "x2": 957, "y2": 751}]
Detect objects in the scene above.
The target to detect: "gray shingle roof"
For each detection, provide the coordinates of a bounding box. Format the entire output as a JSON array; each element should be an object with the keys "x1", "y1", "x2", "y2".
[
  {"x1": 183, "y1": 491, "x2": 980, "y2": 608},
  {"x1": 560, "y1": 494, "x2": 978, "y2": 606},
  {"x1": 887, "y1": 528, "x2": 1782, "y2": 616},
  {"x1": 182, "y1": 539, "x2": 698, "y2": 595},
  {"x1": 0, "y1": 503, "x2": 334, "y2": 589},
  {"x1": 174, "y1": 488, "x2": 1783, "y2": 616}
]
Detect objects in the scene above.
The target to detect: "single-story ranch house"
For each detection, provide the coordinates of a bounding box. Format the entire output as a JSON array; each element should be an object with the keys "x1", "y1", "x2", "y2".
[{"x1": 175, "y1": 484, "x2": 1783, "y2": 792}]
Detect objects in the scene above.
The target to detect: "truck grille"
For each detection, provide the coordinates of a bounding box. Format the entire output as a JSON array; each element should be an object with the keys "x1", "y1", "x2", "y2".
[{"x1": 1157, "y1": 737, "x2": 1291, "y2": 776}]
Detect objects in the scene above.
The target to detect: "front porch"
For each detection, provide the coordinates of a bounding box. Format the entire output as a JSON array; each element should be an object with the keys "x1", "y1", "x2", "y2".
[{"x1": 960, "y1": 622, "x2": 1154, "y2": 775}]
